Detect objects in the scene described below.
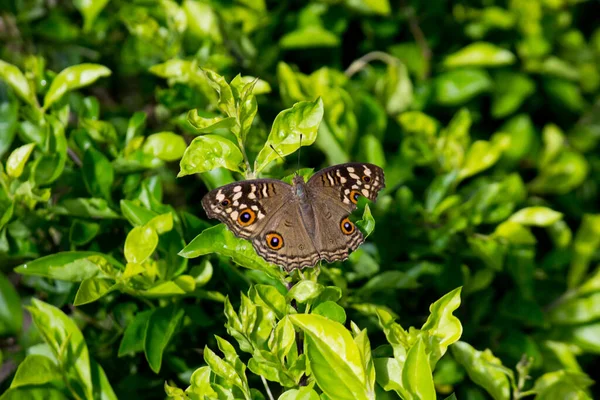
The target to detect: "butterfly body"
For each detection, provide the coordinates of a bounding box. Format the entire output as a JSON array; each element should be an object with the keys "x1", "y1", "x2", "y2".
[{"x1": 202, "y1": 163, "x2": 385, "y2": 271}]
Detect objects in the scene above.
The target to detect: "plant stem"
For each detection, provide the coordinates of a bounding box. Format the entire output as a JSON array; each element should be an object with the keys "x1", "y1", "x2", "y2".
[
  {"x1": 344, "y1": 51, "x2": 399, "y2": 78},
  {"x1": 286, "y1": 279, "x2": 306, "y2": 386},
  {"x1": 261, "y1": 376, "x2": 275, "y2": 400}
]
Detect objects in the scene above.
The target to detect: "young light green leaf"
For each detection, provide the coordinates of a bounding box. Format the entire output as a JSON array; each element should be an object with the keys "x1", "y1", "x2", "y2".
[
  {"x1": 0, "y1": 60, "x2": 37, "y2": 107},
  {"x1": 356, "y1": 204, "x2": 376, "y2": 238},
  {"x1": 402, "y1": 339, "x2": 436, "y2": 400},
  {"x1": 451, "y1": 341, "x2": 511, "y2": 400},
  {"x1": 278, "y1": 387, "x2": 320, "y2": 400},
  {"x1": 509, "y1": 207, "x2": 563, "y2": 227},
  {"x1": 73, "y1": 277, "x2": 117, "y2": 306},
  {"x1": 43, "y1": 63, "x2": 111, "y2": 110},
  {"x1": 373, "y1": 357, "x2": 409, "y2": 398},
  {"x1": 254, "y1": 98, "x2": 324, "y2": 173},
  {"x1": 145, "y1": 304, "x2": 185, "y2": 373},
  {"x1": 51, "y1": 198, "x2": 120, "y2": 219},
  {"x1": 353, "y1": 327, "x2": 376, "y2": 396},
  {"x1": 0, "y1": 272, "x2": 22, "y2": 336},
  {"x1": 250, "y1": 284, "x2": 288, "y2": 319},
  {"x1": 6, "y1": 143, "x2": 36, "y2": 178},
  {"x1": 10, "y1": 354, "x2": 61, "y2": 388},
  {"x1": 203, "y1": 69, "x2": 237, "y2": 117},
  {"x1": 179, "y1": 224, "x2": 281, "y2": 279},
  {"x1": 375, "y1": 60, "x2": 413, "y2": 115},
  {"x1": 287, "y1": 280, "x2": 324, "y2": 304},
  {"x1": 269, "y1": 317, "x2": 296, "y2": 362},
  {"x1": 27, "y1": 299, "x2": 93, "y2": 400},
  {"x1": 124, "y1": 225, "x2": 158, "y2": 264},
  {"x1": 187, "y1": 109, "x2": 236, "y2": 133},
  {"x1": 289, "y1": 314, "x2": 373, "y2": 400},
  {"x1": 443, "y1": 42, "x2": 516, "y2": 68},
  {"x1": 203, "y1": 346, "x2": 248, "y2": 394},
  {"x1": 312, "y1": 301, "x2": 346, "y2": 324},
  {"x1": 434, "y1": 69, "x2": 492, "y2": 106},
  {"x1": 82, "y1": 147, "x2": 114, "y2": 200},
  {"x1": 421, "y1": 287, "x2": 463, "y2": 368},
  {"x1": 73, "y1": 0, "x2": 109, "y2": 32},
  {"x1": 458, "y1": 137, "x2": 509, "y2": 181},
  {"x1": 0, "y1": 95, "x2": 18, "y2": 158},
  {"x1": 178, "y1": 134, "x2": 244, "y2": 177},
  {"x1": 142, "y1": 132, "x2": 187, "y2": 161},
  {"x1": 568, "y1": 214, "x2": 600, "y2": 289}
]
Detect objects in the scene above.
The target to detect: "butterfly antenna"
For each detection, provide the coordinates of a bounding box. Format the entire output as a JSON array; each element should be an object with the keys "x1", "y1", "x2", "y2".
[
  {"x1": 296, "y1": 134, "x2": 303, "y2": 176},
  {"x1": 269, "y1": 144, "x2": 286, "y2": 164}
]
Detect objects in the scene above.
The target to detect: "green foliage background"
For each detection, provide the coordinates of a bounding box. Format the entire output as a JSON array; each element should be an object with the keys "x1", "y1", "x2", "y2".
[{"x1": 1, "y1": 0, "x2": 600, "y2": 399}]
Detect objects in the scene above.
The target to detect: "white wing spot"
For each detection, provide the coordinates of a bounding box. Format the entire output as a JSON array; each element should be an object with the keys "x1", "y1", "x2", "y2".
[
  {"x1": 233, "y1": 186, "x2": 242, "y2": 192},
  {"x1": 248, "y1": 192, "x2": 256, "y2": 199},
  {"x1": 258, "y1": 212, "x2": 265, "y2": 219},
  {"x1": 216, "y1": 193, "x2": 225, "y2": 201},
  {"x1": 340, "y1": 177, "x2": 347, "y2": 183},
  {"x1": 233, "y1": 201, "x2": 239, "y2": 206},
  {"x1": 226, "y1": 208, "x2": 232, "y2": 213},
  {"x1": 239, "y1": 204, "x2": 247, "y2": 209},
  {"x1": 362, "y1": 189, "x2": 370, "y2": 197},
  {"x1": 231, "y1": 211, "x2": 239, "y2": 220},
  {"x1": 349, "y1": 173, "x2": 360, "y2": 180},
  {"x1": 232, "y1": 192, "x2": 243, "y2": 201},
  {"x1": 364, "y1": 168, "x2": 372, "y2": 176},
  {"x1": 251, "y1": 205, "x2": 259, "y2": 211},
  {"x1": 347, "y1": 167, "x2": 355, "y2": 172}
]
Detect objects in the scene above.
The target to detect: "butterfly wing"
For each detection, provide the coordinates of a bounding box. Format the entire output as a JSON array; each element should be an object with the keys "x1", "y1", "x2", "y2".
[
  {"x1": 306, "y1": 163, "x2": 385, "y2": 211},
  {"x1": 201, "y1": 179, "x2": 293, "y2": 240},
  {"x1": 202, "y1": 179, "x2": 320, "y2": 270},
  {"x1": 307, "y1": 163, "x2": 385, "y2": 263}
]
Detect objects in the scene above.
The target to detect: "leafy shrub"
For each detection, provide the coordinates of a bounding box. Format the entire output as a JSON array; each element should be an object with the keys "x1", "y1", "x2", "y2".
[{"x1": 1, "y1": 0, "x2": 600, "y2": 399}]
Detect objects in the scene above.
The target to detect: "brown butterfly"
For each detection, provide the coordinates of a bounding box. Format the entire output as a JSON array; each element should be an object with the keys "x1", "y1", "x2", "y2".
[{"x1": 202, "y1": 163, "x2": 385, "y2": 271}]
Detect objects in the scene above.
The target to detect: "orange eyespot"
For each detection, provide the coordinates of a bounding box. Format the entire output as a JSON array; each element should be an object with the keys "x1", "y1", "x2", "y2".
[
  {"x1": 349, "y1": 190, "x2": 361, "y2": 204},
  {"x1": 340, "y1": 217, "x2": 355, "y2": 235},
  {"x1": 237, "y1": 209, "x2": 256, "y2": 226},
  {"x1": 362, "y1": 175, "x2": 371, "y2": 183},
  {"x1": 266, "y1": 232, "x2": 284, "y2": 250},
  {"x1": 220, "y1": 199, "x2": 231, "y2": 207}
]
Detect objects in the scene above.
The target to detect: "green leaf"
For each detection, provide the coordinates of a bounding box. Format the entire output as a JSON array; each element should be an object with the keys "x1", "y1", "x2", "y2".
[
  {"x1": 402, "y1": 339, "x2": 436, "y2": 400},
  {"x1": 52, "y1": 198, "x2": 121, "y2": 219},
  {"x1": 509, "y1": 207, "x2": 563, "y2": 227},
  {"x1": 278, "y1": 387, "x2": 320, "y2": 400},
  {"x1": 356, "y1": 204, "x2": 376, "y2": 238},
  {"x1": 124, "y1": 225, "x2": 159, "y2": 264},
  {"x1": 43, "y1": 63, "x2": 111, "y2": 110},
  {"x1": 15, "y1": 251, "x2": 122, "y2": 282},
  {"x1": 254, "y1": 98, "x2": 324, "y2": 173},
  {"x1": 548, "y1": 292, "x2": 600, "y2": 325},
  {"x1": 27, "y1": 299, "x2": 93, "y2": 400},
  {"x1": 142, "y1": 132, "x2": 187, "y2": 161},
  {"x1": 312, "y1": 301, "x2": 346, "y2": 324},
  {"x1": 420, "y1": 287, "x2": 463, "y2": 368},
  {"x1": 6, "y1": 143, "x2": 36, "y2": 178},
  {"x1": 187, "y1": 109, "x2": 236, "y2": 133},
  {"x1": 568, "y1": 214, "x2": 600, "y2": 288},
  {"x1": 178, "y1": 134, "x2": 244, "y2": 177},
  {"x1": 0, "y1": 59, "x2": 37, "y2": 107},
  {"x1": 434, "y1": 69, "x2": 492, "y2": 106},
  {"x1": 203, "y1": 69, "x2": 237, "y2": 117},
  {"x1": 491, "y1": 71, "x2": 535, "y2": 118},
  {"x1": 375, "y1": 61, "x2": 413, "y2": 115},
  {"x1": 528, "y1": 151, "x2": 589, "y2": 195},
  {"x1": 145, "y1": 304, "x2": 185, "y2": 373},
  {"x1": 32, "y1": 117, "x2": 68, "y2": 185},
  {"x1": 10, "y1": 354, "x2": 61, "y2": 388},
  {"x1": 345, "y1": 0, "x2": 390, "y2": 15},
  {"x1": 532, "y1": 370, "x2": 593, "y2": 399},
  {"x1": 443, "y1": 42, "x2": 516, "y2": 68},
  {"x1": 0, "y1": 272, "x2": 22, "y2": 335},
  {"x1": 179, "y1": 224, "x2": 281, "y2": 279},
  {"x1": 287, "y1": 280, "x2": 324, "y2": 304},
  {"x1": 373, "y1": 357, "x2": 408, "y2": 398},
  {"x1": 0, "y1": 386, "x2": 68, "y2": 400},
  {"x1": 73, "y1": 0, "x2": 109, "y2": 32},
  {"x1": 73, "y1": 277, "x2": 117, "y2": 306},
  {"x1": 82, "y1": 147, "x2": 114, "y2": 200},
  {"x1": 280, "y1": 26, "x2": 339, "y2": 49},
  {"x1": 69, "y1": 220, "x2": 100, "y2": 246},
  {"x1": 118, "y1": 310, "x2": 153, "y2": 357},
  {"x1": 289, "y1": 314, "x2": 373, "y2": 400},
  {"x1": 451, "y1": 341, "x2": 511, "y2": 400},
  {"x1": 0, "y1": 95, "x2": 18, "y2": 158},
  {"x1": 458, "y1": 137, "x2": 509, "y2": 181},
  {"x1": 250, "y1": 284, "x2": 288, "y2": 320},
  {"x1": 203, "y1": 346, "x2": 248, "y2": 394},
  {"x1": 269, "y1": 317, "x2": 296, "y2": 362}
]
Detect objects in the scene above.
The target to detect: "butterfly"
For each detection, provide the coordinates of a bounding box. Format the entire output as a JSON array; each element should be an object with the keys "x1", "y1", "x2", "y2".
[{"x1": 201, "y1": 163, "x2": 385, "y2": 271}]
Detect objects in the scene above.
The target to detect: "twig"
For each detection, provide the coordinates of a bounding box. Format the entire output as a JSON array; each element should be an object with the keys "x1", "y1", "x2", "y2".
[
  {"x1": 261, "y1": 376, "x2": 275, "y2": 400},
  {"x1": 285, "y1": 278, "x2": 306, "y2": 386},
  {"x1": 400, "y1": 0, "x2": 432, "y2": 78},
  {"x1": 68, "y1": 147, "x2": 82, "y2": 167},
  {"x1": 344, "y1": 51, "x2": 399, "y2": 78}
]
